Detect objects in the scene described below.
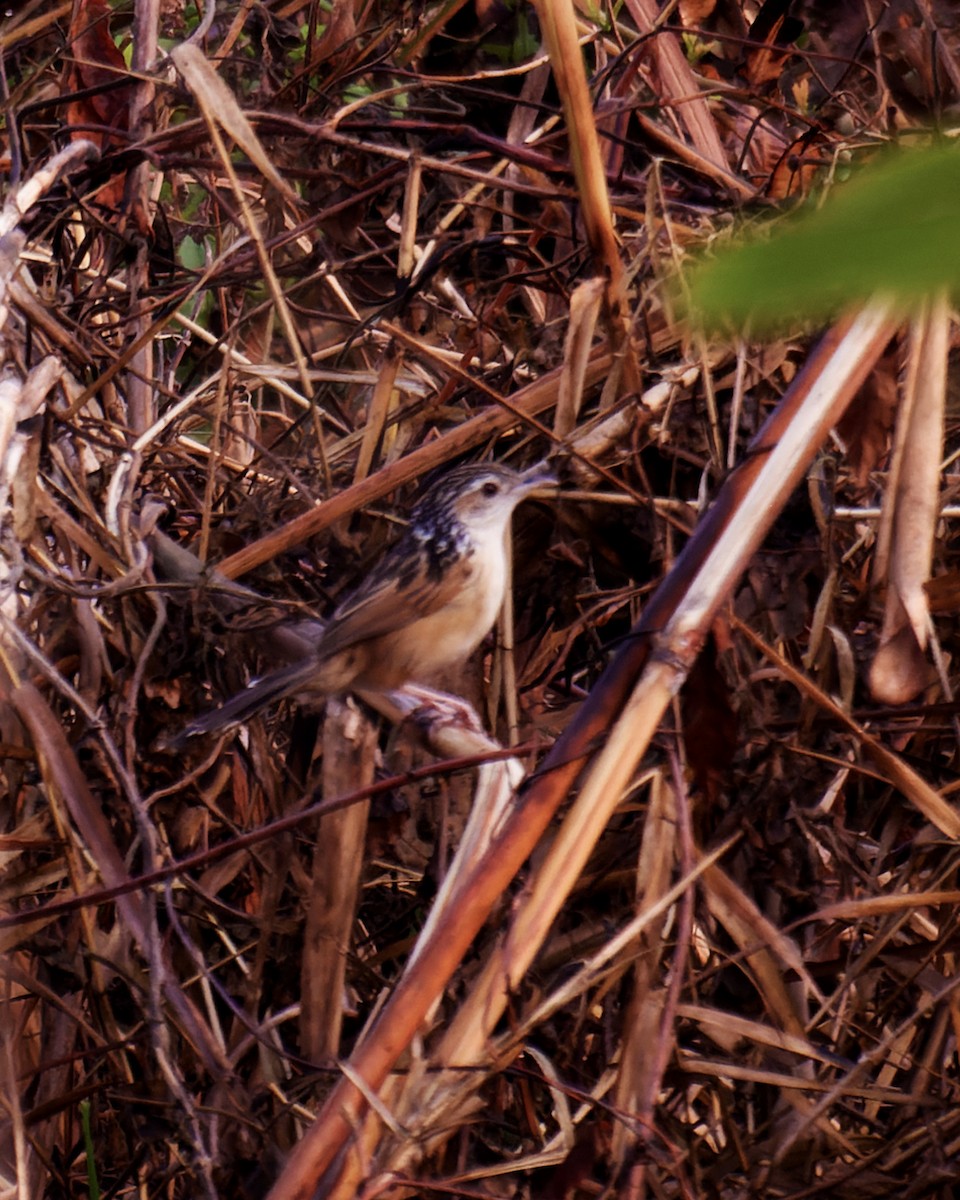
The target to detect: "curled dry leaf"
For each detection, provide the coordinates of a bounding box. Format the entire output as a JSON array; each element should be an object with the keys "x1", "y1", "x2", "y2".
[
  {"x1": 868, "y1": 621, "x2": 933, "y2": 706},
  {"x1": 869, "y1": 295, "x2": 949, "y2": 702}
]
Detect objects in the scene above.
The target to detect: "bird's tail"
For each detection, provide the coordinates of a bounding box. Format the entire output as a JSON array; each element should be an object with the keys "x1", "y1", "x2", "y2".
[{"x1": 168, "y1": 659, "x2": 322, "y2": 748}]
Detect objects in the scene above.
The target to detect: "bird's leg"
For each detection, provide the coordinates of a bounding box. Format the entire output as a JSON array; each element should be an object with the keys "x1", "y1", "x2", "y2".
[{"x1": 398, "y1": 682, "x2": 486, "y2": 736}]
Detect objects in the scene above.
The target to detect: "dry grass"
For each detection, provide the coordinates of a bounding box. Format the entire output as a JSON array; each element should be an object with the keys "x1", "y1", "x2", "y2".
[{"x1": 4, "y1": 2, "x2": 960, "y2": 1198}]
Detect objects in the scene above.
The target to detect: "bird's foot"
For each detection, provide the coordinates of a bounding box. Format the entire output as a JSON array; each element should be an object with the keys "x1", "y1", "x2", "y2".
[{"x1": 402, "y1": 684, "x2": 485, "y2": 736}]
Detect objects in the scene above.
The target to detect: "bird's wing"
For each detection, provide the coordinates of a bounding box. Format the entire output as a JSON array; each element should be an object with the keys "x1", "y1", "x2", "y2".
[{"x1": 315, "y1": 541, "x2": 473, "y2": 661}]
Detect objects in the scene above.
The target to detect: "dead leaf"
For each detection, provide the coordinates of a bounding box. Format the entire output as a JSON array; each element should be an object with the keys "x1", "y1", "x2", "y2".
[
  {"x1": 869, "y1": 296, "x2": 948, "y2": 702},
  {"x1": 835, "y1": 343, "x2": 899, "y2": 488},
  {"x1": 683, "y1": 638, "x2": 737, "y2": 805},
  {"x1": 171, "y1": 43, "x2": 299, "y2": 204},
  {"x1": 554, "y1": 277, "x2": 605, "y2": 439},
  {"x1": 64, "y1": 0, "x2": 132, "y2": 208},
  {"x1": 868, "y1": 622, "x2": 934, "y2": 705}
]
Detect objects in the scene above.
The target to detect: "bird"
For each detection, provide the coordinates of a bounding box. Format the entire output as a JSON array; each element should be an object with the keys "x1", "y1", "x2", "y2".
[{"x1": 175, "y1": 461, "x2": 556, "y2": 742}]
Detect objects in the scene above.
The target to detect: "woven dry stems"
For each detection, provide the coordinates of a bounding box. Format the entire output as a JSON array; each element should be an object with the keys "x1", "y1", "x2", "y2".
[{"x1": 4, "y1": 2, "x2": 960, "y2": 1198}]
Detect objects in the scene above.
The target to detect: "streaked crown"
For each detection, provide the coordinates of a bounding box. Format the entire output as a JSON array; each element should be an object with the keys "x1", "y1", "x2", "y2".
[{"x1": 411, "y1": 463, "x2": 554, "y2": 537}]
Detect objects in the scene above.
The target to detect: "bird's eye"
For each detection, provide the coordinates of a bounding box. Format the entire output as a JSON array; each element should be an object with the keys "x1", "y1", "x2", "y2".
[{"x1": 481, "y1": 481, "x2": 500, "y2": 497}]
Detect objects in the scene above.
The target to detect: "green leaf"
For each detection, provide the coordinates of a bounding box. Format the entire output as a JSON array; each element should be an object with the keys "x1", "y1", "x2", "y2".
[
  {"x1": 178, "y1": 235, "x2": 208, "y2": 271},
  {"x1": 685, "y1": 142, "x2": 960, "y2": 332}
]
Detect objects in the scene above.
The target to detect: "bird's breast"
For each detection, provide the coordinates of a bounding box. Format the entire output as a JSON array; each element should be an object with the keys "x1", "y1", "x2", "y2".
[{"x1": 367, "y1": 539, "x2": 508, "y2": 686}]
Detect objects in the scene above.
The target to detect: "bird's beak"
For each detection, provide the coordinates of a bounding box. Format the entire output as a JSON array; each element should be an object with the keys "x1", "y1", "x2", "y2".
[{"x1": 518, "y1": 464, "x2": 558, "y2": 498}]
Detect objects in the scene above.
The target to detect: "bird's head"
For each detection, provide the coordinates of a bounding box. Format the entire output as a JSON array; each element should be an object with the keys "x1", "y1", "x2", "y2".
[{"x1": 414, "y1": 463, "x2": 556, "y2": 539}]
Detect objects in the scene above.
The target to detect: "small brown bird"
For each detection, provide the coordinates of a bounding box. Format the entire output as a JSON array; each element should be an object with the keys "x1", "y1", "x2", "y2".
[{"x1": 178, "y1": 461, "x2": 555, "y2": 740}]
